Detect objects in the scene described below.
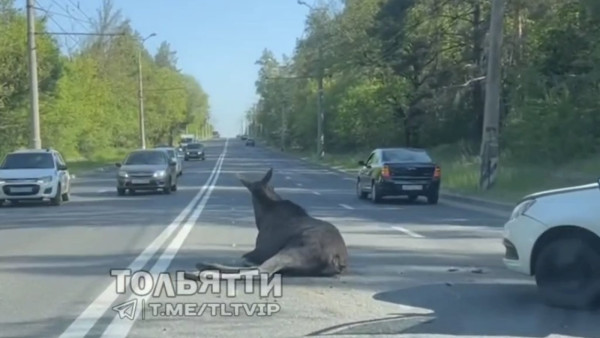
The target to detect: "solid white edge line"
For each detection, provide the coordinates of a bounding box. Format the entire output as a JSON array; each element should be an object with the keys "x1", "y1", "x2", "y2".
[
  {"x1": 58, "y1": 140, "x2": 229, "y2": 338},
  {"x1": 339, "y1": 203, "x2": 354, "y2": 210},
  {"x1": 101, "y1": 141, "x2": 228, "y2": 337},
  {"x1": 312, "y1": 191, "x2": 321, "y2": 195},
  {"x1": 392, "y1": 226, "x2": 425, "y2": 238}
]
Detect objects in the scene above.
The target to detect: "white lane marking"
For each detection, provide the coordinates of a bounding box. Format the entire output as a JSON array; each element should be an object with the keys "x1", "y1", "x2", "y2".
[
  {"x1": 285, "y1": 176, "x2": 291, "y2": 180},
  {"x1": 392, "y1": 226, "x2": 425, "y2": 238},
  {"x1": 296, "y1": 183, "x2": 303, "y2": 187},
  {"x1": 97, "y1": 189, "x2": 109, "y2": 193},
  {"x1": 343, "y1": 177, "x2": 355, "y2": 181},
  {"x1": 59, "y1": 140, "x2": 229, "y2": 338},
  {"x1": 101, "y1": 143, "x2": 228, "y2": 337},
  {"x1": 339, "y1": 203, "x2": 354, "y2": 210},
  {"x1": 312, "y1": 191, "x2": 321, "y2": 195}
]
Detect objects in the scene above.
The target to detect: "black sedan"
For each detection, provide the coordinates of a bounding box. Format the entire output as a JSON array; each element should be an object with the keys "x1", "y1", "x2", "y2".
[
  {"x1": 184, "y1": 143, "x2": 205, "y2": 161},
  {"x1": 355, "y1": 147, "x2": 441, "y2": 204}
]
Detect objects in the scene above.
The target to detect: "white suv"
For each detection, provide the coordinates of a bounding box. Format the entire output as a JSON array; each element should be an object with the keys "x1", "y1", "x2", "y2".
[
  {"x1": 0, "y1": 148, "x2": 71, "y2": 206},
  {"x1": 502, "y1": 181, "x2": 600, "y2": 310}
]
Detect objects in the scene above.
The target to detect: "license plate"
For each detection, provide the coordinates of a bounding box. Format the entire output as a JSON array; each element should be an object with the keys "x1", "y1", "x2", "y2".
[
  {"x1": 10, "y1": 187, "x2": 33, "y2": 193},
  {"x1": 402, "y1": 185, "x2": 422, "y2": 191},
  {"x1": 131, "y1": 179, "x2": 149, "y2": 184}
]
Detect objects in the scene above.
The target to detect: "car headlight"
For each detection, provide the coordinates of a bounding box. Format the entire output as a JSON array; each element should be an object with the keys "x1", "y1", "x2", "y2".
[
  {"x1": 154, "y1": 170, "x2": 166, "y2": 178},
  {"x1": 118, "y1": 170, "x2": 129, "y2": 178},
  {"x1": 510, "y1": 199, "x2": 536, "y2": 221},
  {"x1": 37, "y1": 176, "x2": 53, "y2": 184}
]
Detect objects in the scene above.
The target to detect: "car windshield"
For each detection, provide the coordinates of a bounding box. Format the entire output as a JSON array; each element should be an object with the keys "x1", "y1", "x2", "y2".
[
  {"x1": 0, "y1": 153, "x2": 55, "y2": 169},
  {"x1": 165, "y1": 150, "x2": 175, "y2": 158},
  {"x1": 381, "y1": 149, "x2": 432, "y2": 163},
  {"x1": 124, "y1": 151, "x2": 167, "y2": 165},
  {"x1": 187, "y1": 144, "x2": 202, "y2": 149}
]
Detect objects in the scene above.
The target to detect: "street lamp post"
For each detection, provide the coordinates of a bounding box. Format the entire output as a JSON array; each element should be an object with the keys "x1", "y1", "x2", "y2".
[
  {"x1": 297, "y1": 0, "x2": 325, "y2": 159},
  {"x1": 138, "y1": 33, "x2": 156, "y2": 149}
]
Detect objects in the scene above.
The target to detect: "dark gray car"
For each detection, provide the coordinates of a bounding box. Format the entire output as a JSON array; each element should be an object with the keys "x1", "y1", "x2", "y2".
[{"x1": 115, "y1": 149, "x2": 178, "y2": 196}]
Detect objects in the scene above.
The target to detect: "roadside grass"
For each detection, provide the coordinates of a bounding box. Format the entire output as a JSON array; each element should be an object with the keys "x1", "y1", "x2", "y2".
[
  {"x1": 281, "y1": 143, "x2": 599, "y2": 205},
  {"x1": 66, "y1": 148, "x2": 130, "y2": 176}
]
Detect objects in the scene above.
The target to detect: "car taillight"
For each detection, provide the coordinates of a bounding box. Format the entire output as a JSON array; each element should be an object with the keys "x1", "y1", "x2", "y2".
[
  {"x1": 433, "y1": 166, "x2": 441, "y2": 178},
  {"x1": 382, "y1": 165, "x2": 391, "y2": 178}
]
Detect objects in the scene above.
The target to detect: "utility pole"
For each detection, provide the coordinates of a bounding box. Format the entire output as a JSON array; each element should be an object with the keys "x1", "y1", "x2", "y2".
[
  {"x1": 27, "y1": 0, "x2": 41, "y2": 149},
  {"x1": 137, "y1": 33, "x2": 156, "y2": 149},
  {"x1": 280, "y1": 102, "x2": 286, "y2": 151},
  {"x1": 479, "y1": 0, "x2": 505, "y2": 190},
  {"x1": 317, "y1": 45, "x2": 324, "y2": 159}
]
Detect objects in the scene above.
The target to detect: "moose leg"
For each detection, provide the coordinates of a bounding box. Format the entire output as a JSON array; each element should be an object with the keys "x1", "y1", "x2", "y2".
[
  {"x1": 255, "y1": 246, "x2": 322, "y2": 278},
  {"x1": 196, "y1": 262, "x2": 259, "y2": 273}
]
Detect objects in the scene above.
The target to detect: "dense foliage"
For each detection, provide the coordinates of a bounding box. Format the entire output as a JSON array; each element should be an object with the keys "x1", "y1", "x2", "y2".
[
  {"x1": 0, "y1": 0, "x2": 211, "y2": 161},
  {"x1": 249, "y1": 0, "x2": 600, "y2": 164}
]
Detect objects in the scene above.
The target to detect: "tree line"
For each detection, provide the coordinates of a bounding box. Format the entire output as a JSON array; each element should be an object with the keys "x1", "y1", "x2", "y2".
[
  {"x1": 248, "y1": 0, "x2": 600, "y2": 165},
  {"x1": 0, "y1": 0, "x2": 211, "y2": 161}
]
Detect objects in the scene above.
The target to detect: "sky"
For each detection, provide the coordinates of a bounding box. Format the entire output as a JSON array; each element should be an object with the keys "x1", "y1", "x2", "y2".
[{"x1": 33, "y1": 0, "x2": 313, "y2": 137}]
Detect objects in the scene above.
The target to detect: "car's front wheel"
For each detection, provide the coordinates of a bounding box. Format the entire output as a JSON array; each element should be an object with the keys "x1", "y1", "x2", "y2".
[
  {"x1": 535, "y1": 237, "x2": 600, "y2": 310},
  {"x1": 50, "y1": 184, "x2": 62, "y2": 206},
  {"x1": 117, "y1": 188, "x2": 126, "y2": 196}
]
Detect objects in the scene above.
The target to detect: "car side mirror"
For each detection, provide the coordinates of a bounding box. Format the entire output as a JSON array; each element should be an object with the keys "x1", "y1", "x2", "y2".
[
  {"x1": 358, "y1": 160, "x2": 365, "y2": 166},
  {"x1": 597, "y1": 177, "x2": 600, "y2": 188},
  {"x1": 169, "y1": 160, "x2": 177, "y2": 166},
  {"x1": 115, "y1": 163, "x2": 121, "y2": 168},
  {"x1": 58, "y1": 164, "x2": 68, "y2": 171}
]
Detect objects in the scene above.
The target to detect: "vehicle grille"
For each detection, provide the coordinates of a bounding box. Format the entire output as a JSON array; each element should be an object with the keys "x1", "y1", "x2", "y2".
[
  {"x1": 128, "y1": 172, "x2": 154, "y2": 178},
  {"x1": 3, "y1": 184, "x2": 40, "y2": 196}
]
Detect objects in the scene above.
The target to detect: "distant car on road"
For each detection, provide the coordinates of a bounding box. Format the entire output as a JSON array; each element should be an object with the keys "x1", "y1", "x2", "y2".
[
  {"x1": 355, "y1": 147, "x2": 441, "y2": 204},
  {"x1": 155, "y1": 146, "x2": 183, "y2": 176},
  {"x1": 503, "y1": 181, "x2": 600, "y2": 310},
  {"x1": 184, "y1": 143, "x2": 205, "y2": 161},
  {"x1": 0, "y1": 148, "x2": 71, "y2": 206},
  {"x1": 115, "y1": 149, "x2": 178, "y2": 196},
  {"x1": 245, "y1": 138, "x2": 255, "y2": 146},
  {"x1": 240, "y1": 135, "x2": 248, "y2": 140}
]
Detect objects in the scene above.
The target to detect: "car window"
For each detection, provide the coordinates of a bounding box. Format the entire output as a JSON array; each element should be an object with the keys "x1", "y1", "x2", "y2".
[
  {"x1": 124, "y1": 151, "x2": 168, "y2": 165},
  {"x1": 365, "y1": 153, "x2": 375, "y2": 166},
  {"x1": 187, "y1": 144, "x2": 202, "y2": 149},
  {"x1": 56, "y1": 153, "x2": 66, "y2": 166},
  {"x1": 382, "y1": 149, "x2": 432, "y2": 163},
  {"x1": 0, "y1": 153, "x2": 55, "y2": 169},
  {"x1": 166, "y1": 150, "x2": 175, "y2": 158}
]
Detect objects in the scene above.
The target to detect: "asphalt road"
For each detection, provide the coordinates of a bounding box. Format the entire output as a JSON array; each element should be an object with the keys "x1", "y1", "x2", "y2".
[{"x1": 0, "y1": 139, "x2": 595, "y2": 338}]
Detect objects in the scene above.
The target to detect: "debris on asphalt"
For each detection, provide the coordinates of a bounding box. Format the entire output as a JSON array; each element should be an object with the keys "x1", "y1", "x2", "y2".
[
  {"x1": 447, "y1": 267, "x2": 459, "y2": 272},
  {"x1": 470, "y1": 268, "x2": 484, "y2": 274},
  {"x1": 445, "y1": 282, "x2": 453, "y2": 287}
]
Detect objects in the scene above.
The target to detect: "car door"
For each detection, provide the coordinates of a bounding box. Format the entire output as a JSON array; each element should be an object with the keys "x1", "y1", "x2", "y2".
[
  {"x1": 366, "y1": 151, "x2": 381, "y2": 187},
  {"x1": 55, "y1": 152, "x2": 70, "y2": 193},
  {"x1": 358, "y1": 152, "x2": 375, "y2": 190}
]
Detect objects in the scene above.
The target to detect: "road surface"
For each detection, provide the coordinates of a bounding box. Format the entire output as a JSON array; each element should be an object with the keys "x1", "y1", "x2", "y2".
[{"x1": 0, "y1": 139, "x2": 595, "y2": 338}]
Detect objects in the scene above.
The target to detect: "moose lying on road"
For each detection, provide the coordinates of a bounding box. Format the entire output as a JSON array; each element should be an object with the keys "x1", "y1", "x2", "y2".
[{"x1": 184, "y1": 168, "x2": 348, "y2": 281}]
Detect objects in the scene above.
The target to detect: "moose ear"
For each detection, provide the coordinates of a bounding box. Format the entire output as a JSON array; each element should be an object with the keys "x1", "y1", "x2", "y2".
[
  {"x1": 236, "y1": 173, "x2": 251, "y2": 188},
  {"x1": 261, "y1": 168, "x2": 273, "y2": 185}
]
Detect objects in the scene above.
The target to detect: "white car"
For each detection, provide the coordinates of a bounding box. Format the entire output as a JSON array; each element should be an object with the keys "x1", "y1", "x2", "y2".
[
  {"x1": 502, "y1": 181, "x2": 600, "y2": 310},
  {"x1": 0, "y1": 148, "x2": 71, "y2": 206}
]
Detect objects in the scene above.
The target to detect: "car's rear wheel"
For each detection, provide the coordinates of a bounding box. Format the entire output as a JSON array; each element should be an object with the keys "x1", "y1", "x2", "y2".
[
  {"x1": 534, "y1": 237, "x2": 600, "y2": 310},
  {"x1": 427, "y1": 190, "x2": 439, "y2": 204},
  {"x1": 62, "y1": 191, "x2": 70, "y2": 201},
  {"x1": 407, "y1": 195, "x2": 418, "y2": 203},
  {"x1": 370, "y1": 182, "x2": 382, "y2": 203},
  {"x1": 117, "y1": 188, "x2": 126, "y2": 196},
  {"x1": 356, "y1": 179, "x2": 368, "y2": 199},
  {"x1": 0, "y1": 199, "x2": 4, "y2": 206}
]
